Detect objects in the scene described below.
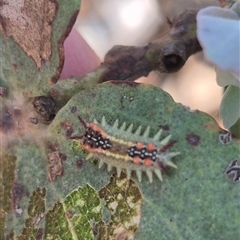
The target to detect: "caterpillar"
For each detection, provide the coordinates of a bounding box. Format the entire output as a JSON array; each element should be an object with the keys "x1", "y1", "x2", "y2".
[{"x1": 70, "y1": 116, "x2": 180, "y2": 183}]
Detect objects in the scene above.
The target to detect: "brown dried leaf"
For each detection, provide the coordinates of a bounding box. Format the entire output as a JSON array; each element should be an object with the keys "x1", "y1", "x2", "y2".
[{"x1": 0, "y1": 0, "x2": 58, "y2": 69}]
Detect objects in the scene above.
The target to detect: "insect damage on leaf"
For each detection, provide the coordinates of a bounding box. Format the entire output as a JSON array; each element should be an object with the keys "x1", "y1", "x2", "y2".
[
  {"x1": 70, "y1": 116, "x2": 180, "y2": 183},
  {"x1": 219, "y1": 132, "x2": 232, "y2": 145},
  {"x1": 225, "y1": 158, "x2": 240, "y2": 183}
]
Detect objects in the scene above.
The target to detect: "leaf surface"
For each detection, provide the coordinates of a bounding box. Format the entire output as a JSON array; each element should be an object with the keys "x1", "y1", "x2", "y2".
[{"x1": 50, "y1": 82, "x2": 240, "y2": 239}]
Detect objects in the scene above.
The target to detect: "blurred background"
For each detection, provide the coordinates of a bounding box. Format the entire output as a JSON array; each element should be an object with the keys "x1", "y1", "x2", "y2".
[{"x1": 75, "y1": 0, "x2": 224, "y2": 127}]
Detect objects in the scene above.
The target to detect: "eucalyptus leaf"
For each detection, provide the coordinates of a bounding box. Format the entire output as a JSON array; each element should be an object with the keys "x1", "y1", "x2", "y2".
[
  {"x1": 50, "y1": 82, "x2": 240, "y2": 240},
  {"x1": 220, "y1": 85, "x2": 240, "y2": 136},
  {"x1": 1, "y1": 1, "x2": 239, "y2": 239}
]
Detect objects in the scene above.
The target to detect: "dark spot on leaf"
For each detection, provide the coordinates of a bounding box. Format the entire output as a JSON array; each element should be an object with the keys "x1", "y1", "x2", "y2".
[
  {"x1": 12, "y1": 63, "x2": 18, "y2": 71},
  {"x1": 71, "y1": 106, "x2": 77, "y2": 113},
  {"x1": 60, "y1": 153, "x2": 67, "y2": 161},
  {"x1": 33, "y1": 96, "x2": 56, "y2": 122},
  {"x1": 36, "y1": 228, "x2": 44, "y2": 240},
  {"x1": 225, "y1": 159, "x2": 240, "y2": 183},
  {"x1": 93, "y1": 223, "x2": 99, "y2": 236},
  {"x1": 219, "y1": 131, "x2": 232, "y2": 145},
  {"x1": 61, "y1": 120, "x2": 73, "y2": 137},
  {"x1": 186, "y1": 133, "x2": 200, "y2": 146},
  {"x1": 12, "y1": 183, "x2": 24, "y2": 208},
  {"x1": 76, "y1": 159, "x2": 83, "y2": 169},
  {"x1": 158, "y1": 124, "x2": 170, "y2": 131},
  {"x1": 65, "y1": 211, "x2": 73, "y2": 219},
  {"x1": 0, "y1": 107, "x2": 14, "y2": 132},
  {"x1": 13, "y1": 108, "x2": 21, "y2": 117}
]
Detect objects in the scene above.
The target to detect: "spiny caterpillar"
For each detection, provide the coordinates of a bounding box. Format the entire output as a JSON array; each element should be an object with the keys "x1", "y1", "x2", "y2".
[{"x1": 70, "y1": 116, "x2": 180, "y2": 183}]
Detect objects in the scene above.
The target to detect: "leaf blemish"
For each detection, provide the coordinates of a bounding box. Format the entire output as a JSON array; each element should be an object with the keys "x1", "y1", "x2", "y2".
[
  {"x1": 13, "y1": 108, "x2": 21, "y2": 117},
  {"x1": 158, "y1": 124, "x2": 170, "y2": 131},
  {"x1": 71, "y1": 106, "x2": 77, "y2": 113},
  {"x1": 36, "y1": 229, "x2": 44, "y2": 240},
  {"x1": 76, "y1": 159, "x2": 83, "y2": 169},
  {"x1": 47, "y1": 142, "x2": 66, "y2": 182},
  {"x1": 219, "y1": 132, "x2": 232, "y2": 145},
  {"x1": 186, "y1": 133, "x2": 200, "y2": 146},
  {"x1": 12, "y1": 182, "x2": 24, "y2": 216},
  {"x1": 1, "y1": 107, "x2": 14, "y2": 132},
  {"x1": 12, "y1": 63, "x2": 18, "y2": 71},
  {"x1": 61, "y1": 120, "x2": 73, "y2": 138},
  {"x1": 225, "y1": 159, "x2": 240, "y2": 183}
]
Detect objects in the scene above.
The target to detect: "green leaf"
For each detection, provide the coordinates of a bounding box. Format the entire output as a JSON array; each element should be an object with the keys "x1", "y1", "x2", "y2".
[
  {"x1": 50, "y1": 81, "x2": 239, "y2": 239},
  {"x1": 1, "y1": 1, "x2": 239, "y2": 239},
  {"x1": 0, "y1": 0, "x2": 81, "y2": 238},
  {"x1": 2, "y1": 81, "x2": 239, "y2": 239},
  {"x1": 220, "y1": 85, "x2": 240, "y2": 137}
]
